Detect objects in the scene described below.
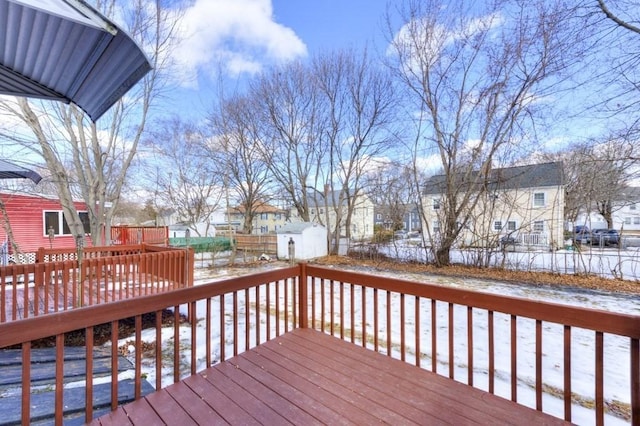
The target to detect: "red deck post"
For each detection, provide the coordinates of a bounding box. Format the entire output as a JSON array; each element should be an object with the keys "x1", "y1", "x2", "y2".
[{"x1": 298, "y1": 262, "x2": 308, "y2": 328}]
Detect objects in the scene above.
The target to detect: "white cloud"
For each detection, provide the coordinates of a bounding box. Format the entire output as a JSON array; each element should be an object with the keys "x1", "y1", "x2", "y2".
[{"x1": 174, "y1": 0, "x2": 307, "y2": 86}]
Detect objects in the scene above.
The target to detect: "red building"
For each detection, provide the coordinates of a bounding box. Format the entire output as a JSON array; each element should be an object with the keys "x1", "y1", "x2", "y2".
[{"x1": 0, "y1": 191, "x2": 91, "y2": 262}]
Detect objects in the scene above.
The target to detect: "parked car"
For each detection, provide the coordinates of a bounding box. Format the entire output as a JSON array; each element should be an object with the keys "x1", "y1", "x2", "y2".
[
  {"x1": 573, "y1": 226, "x2": 591, "y2": 245},
  {"x1": 591, "y1": 229, "x2": 620, "y2": 246}
]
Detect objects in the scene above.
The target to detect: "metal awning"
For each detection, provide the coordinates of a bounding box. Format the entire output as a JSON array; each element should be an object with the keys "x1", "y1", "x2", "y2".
[
  {"x1": 0, "y1": 158, "x2": 41, "y2": 183},
  {"x1": 0, "y1": 0, "x2": 152, "y2": 121}
]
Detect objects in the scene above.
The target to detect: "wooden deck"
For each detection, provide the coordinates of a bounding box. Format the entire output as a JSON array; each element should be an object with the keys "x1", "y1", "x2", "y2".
[{"x1": 91, "y1": 329, "x2": 569, "y2": 425}]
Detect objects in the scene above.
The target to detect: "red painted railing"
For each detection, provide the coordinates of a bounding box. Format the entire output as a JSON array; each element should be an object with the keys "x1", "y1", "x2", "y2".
[
  {"x1": 1, "y1": 244, "x2": 193, "y2": 323},
  {"x1": 0, "y1": 264, "x2": 637, "y2": 424}
]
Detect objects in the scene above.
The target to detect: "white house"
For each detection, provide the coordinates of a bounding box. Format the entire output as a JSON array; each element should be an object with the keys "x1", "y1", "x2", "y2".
[{"x1": 276, "y1": 222, "x2": 328, "y2": 260}]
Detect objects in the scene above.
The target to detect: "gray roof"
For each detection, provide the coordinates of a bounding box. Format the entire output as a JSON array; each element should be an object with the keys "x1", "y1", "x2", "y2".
[
  {"x1": 424, "y1": 162, "x2": 564, "y2": 195},
  {"x1": 0, "y1": 0, "x2": 151, "y2": 121},
  {"x1": 276, "y1": 222, "x2": 319, "y2": 234}
]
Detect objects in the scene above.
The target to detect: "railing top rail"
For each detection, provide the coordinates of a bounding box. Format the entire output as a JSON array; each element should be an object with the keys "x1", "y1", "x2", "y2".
[
  {"x1": 304, "y1": 265, "x2": 640, "y2": 339},
  {"x1": 0, "y1": 266, "x2": 299, "y2": 347}
]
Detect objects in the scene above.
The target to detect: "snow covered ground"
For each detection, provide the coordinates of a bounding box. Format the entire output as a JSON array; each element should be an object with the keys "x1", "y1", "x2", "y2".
[{"x1": 101, "y1": 259, "x2": 638, "y2": 425}]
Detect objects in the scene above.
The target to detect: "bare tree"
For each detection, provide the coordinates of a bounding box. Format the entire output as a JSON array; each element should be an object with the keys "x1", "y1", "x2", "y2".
[
  {"x1": 0, "y1": 1, "x2": 181, "y2": 246},
  {"x1": 209, "y1": 94, "x2": 271, "y2": 234},
  {"x1": 386, "y1": 0, "x2": 581, "y2": 266},
  {"x1": 251, "y1": 60, "x2": 326, "y2": 223},
  {"x1": 313, "y1": 49, "x2": 398, "y2": 252},
  {"x1": 144, "y1": 116, "x2": 222, "y2": 236}
]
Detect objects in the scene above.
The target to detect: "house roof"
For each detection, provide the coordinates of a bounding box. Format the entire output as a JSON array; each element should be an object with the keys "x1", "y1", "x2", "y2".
[
  {"x1": 228, "y1": 203, "x2": 286, "y2": 214},
  {"x1": 424, "y1": 161, "x2": 565, "y2": 195},
  {"x1": 0, "y1": 0, "x2": 151, "y2": 121}
]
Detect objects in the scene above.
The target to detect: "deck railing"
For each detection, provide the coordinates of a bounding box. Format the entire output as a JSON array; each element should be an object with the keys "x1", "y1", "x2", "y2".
[
  {"x1": 0, "y1": 263, "x2": 637, "y2": 425},
  {"x1": 1, "y1": 244, "x2": 194, "y2": 323}
]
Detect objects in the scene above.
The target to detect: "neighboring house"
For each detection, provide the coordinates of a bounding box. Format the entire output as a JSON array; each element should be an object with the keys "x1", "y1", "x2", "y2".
[
  {"x1": 374, "y1": 204, "x2": 422, "y2": 232},
  {"x1": 226, "y1": 203, "x2": 289, "y2": 235},
  {"x1": 422, "y1": 162, "x2": 565, "y2": 250},
  {"x1": 0, "y1": 191, "x2": 91, "y2": 262},
  {"x1": 574, "y1": 187, "x2": 640, "y2": 235},
  {"x1": 297, "y1": 190, "x2": 375, "y2": 241}
]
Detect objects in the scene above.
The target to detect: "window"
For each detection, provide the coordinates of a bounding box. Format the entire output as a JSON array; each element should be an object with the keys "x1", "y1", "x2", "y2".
[
  {"x1": 432, "y1": 220, "x2": 440, "y2": 232},
  {"x1": 376, "y1": 213, "x2": 381, "y2": 220},
  {"x1": 625, "y1": 217, "x2": 632, "y2": 225},
  {"x1": 260, "y1": 213, "x2": 269, "y2": 220},
  {"x1": 319, "y1": 208, "x2": 324, "y2": 214},
  {"x1": 533, "y1": 221, "x2": 544, "y2": 232},
  {"x1": 311, "y1": 209, "x2": 315, "y2": 215},
  {"x1": 260, "y1": 225, "x2": 268, "y2": 233},
  {"x1": 493, "y1": 221, "x2": 502, "y2": 231},
  {"x1": 507, "y1": 221, "x2": 517, "y2": 232},
  {"x1": 44, "y1": 211, "x2": 90, "y2": 236},
  {"x1": 634, "y1": 217, "x2": 640, "y2": 225},
  {"x1": 533, "y1": 192, "x2": 545, "y2": 207},
  {"x1": 275, "y1": 213, "x2": 282, "y2": 220},
  {"x1": 631, "y1": 204, "x2": 637, "y2": 211},
  {"x1": 432, "y1": 198, "x2": 440, "y2": 210}
]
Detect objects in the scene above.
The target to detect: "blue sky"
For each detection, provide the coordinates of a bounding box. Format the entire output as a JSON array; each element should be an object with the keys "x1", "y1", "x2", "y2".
[{"x1": 165, "y1": 0, "x2": 391, "y2": 119}]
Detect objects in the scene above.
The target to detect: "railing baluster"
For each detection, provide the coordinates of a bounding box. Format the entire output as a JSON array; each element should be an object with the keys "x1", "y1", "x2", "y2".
[
  {"x1": 220, "y1": 294, "x2": 226, "y2": 362},
  {"x1": 190, "y1": 301, "x2": 197, "y2": 375},
  {"x1": 374, "y1": 287, "x2": 379, "y2": 351},
  {"x1": 361, "y1": 285, "x2": 366, "y2": 348},
  {"x1": 276, "y1": 281, "x2": 280, "y2": 336},
  {"x1": 340, "y1": 282, "x2": 344, "y2": 340},
  {"x1": 386, "y1": 290, "x2": 392, "y2": 357},
  {"x1": 233, "y1": 291, "x2": 238, "y2": 356},
  {"x1": 310, "y1": 278, "x2": 315, "y2": 330},
  {"x1": 135, "y1": 315, "x2": 143, "y2": 398},
  {"x1": 415, "y1": 296, "x2": 420, "y2": 367},
  {"x1": 320, "y1": 278, "x2": 325, "y2": 333},
  {"x1": 256, "y1": 285, "x2": 260, "y2": 345},
  {"x1": 206, "y1": 298, "x2": 212, "y2": 368},
  {"x1": 245, "y1": 288, "x2": 250, "y2": 351},
  {"x1": 173, "y1": 306, "x2": 180, "y2": 383},
  {"x1": 596, "y1": 331, "x2": 604, "y2": 425},
  {"x1": 536, "y1": 319, "x2": 542, "y2": 411},
  {"x1": 631, "y1": 337, "x2": 639, "y2": 425},
  {"x1": 511, "y1": 314, "x2": 517, "y2": 402},
  {"x1": 489, "y1": 310, "x2": 495, "y2": 393},
  {"x1": 449, "y1": 302, "x2": 454, "y2": 379},
  {"x1": 564, "y1": 325, "x2": 572, "y2": 422},
  {"x1": 467, "y1": 306, "x2": 473, "y2": 386},
  {"x1": 431, "y1": 299, "x2": 437, "y2": 373},
  {"x1": 284, "y1": 278, "x2": 289, "y2": 333},
  {"x1": 330, "y1": 280, "x2": 335, "y2": 336},
  {"x1": 266, "y1": 282, "x2": 271, "y2": 340},
  {"x1": 156, "y1": 310, "x2": 163, "y2": 390},
  {"x1": 401, "y1": 293, "x2": 406, "y2": 362}
]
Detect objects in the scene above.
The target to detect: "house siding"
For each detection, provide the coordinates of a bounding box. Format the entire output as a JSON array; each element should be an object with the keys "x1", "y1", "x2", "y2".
[{"x1": 0, "y1": 192, "x2": 90, "y2": 255}]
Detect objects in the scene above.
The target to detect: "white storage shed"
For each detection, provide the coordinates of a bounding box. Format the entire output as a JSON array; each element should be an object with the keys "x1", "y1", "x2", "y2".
[{"x1": 277, "y1": 222, "x2": 328, "y2": 260}]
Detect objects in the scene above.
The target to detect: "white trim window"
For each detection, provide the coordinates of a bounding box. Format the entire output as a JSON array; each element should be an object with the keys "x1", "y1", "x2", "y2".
[
  {"x1": 44, "y1": 210, "x2": 90, "y2": 236},
  {"x1": 432, "y1": 220, "x2": 441, "y2": 233},
  {"x1": 533, "y1": 192, "x2": 545, "y2": 207},
  {"x1": 634, "y1": 217, "x2": 640, "y2": 225},
  {"x1": 493, "y1": 220, "x2": 503, "y2": 231},
  {"x1": 432, "y1": 198, "x2": 440, "y2": 210},
  {"x1": 533, "y1": 220, "x2": 544, "y2": 233},
  {"x1": 507, "y1": 220, "x2": 517, "y2": 232}
]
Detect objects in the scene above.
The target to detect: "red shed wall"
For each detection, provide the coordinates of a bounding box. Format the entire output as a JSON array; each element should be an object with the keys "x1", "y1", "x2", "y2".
[{"x1": 0, "y1": 192, "x2": 91, "y2": 253}]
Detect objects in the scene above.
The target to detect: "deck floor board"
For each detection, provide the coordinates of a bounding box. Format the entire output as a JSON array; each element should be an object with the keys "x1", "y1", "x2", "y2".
[{"x1": 92, "y1": 328, "x2": 571, "y2": 425}]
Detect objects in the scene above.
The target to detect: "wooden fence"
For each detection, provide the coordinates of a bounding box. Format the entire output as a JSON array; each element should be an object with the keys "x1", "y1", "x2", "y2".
[
  {"x1": 110, "y1": 226, "x2": 169, "y2": 245},
  {"x1": 1, "y1": 244, "x2": 193, "y2": 323},
  {"x1": 234, "y1": 234, "x2": 277, "y2": 254}
]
